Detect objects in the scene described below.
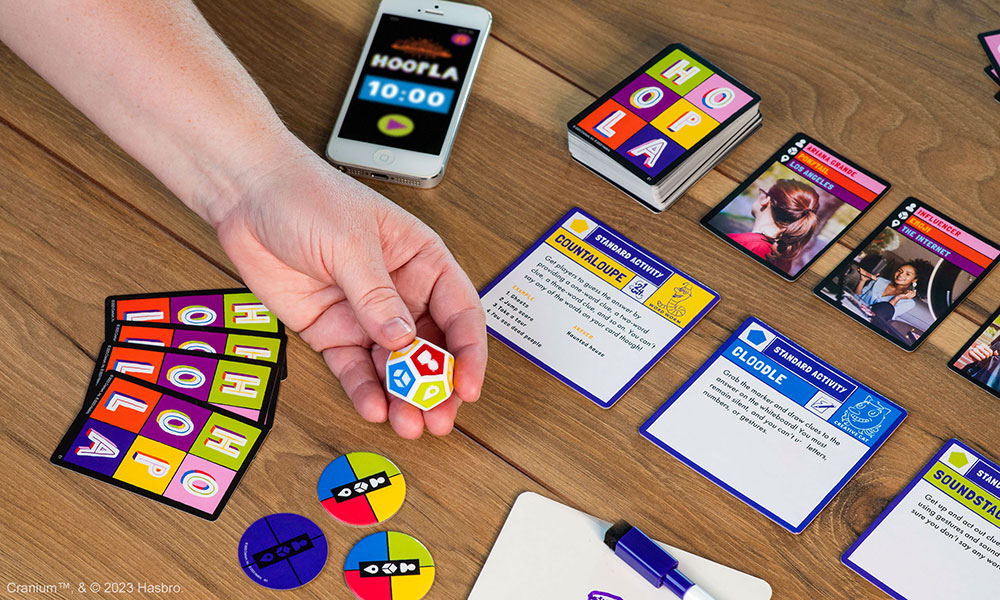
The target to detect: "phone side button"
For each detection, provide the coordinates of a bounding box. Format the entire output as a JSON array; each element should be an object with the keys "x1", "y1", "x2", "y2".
[{"x1": 373, "y1": 149, "x2": 395, "y2": 165}]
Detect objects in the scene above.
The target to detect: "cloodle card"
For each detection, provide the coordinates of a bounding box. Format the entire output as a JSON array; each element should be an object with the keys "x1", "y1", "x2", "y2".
[
  {"x1": 480, "y1": 208, "x2": 719, "y2": 408},
  {"x1": 814, "y1": 198, "x2": 1000, "y2": 351},
  {"x1": 702, "y1": 133, "x2": 889, "y2": 281},
  {"x1": 843, "y1": 440, "x2": 1000, "y2": 599},
  {"x1": 90, "y1": 342, "x2": 279, "y2": 427},
  {"x1": 641, "y1": 317, "x2": 905, "y2": 533},
  {"x1": 105, "y1": 288, "x2": 283, "y2": 337},
  {"x1": 52, "y1": 371, "x2": 266, "y2": 520}
]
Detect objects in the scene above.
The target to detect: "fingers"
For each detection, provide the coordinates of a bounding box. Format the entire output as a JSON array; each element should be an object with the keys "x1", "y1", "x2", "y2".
[
  {"x1": 322, "y1": 346, "x2": 389, "y2": 424},
  {"x1": 427, "y1": 260, "x2": 487, "y2": 404},
  {"x1": 387, "y1": 398, "x2": 425, "y2": 439},
  {"x1": 335, "y1": 233, "x2": 416, "y2": 352},
  {"x1": 423, "y1": 396, "x2": 462, "y2": 436}
]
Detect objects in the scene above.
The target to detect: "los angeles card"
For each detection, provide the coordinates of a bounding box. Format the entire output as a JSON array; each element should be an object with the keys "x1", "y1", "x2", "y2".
[
  {"x1": 479, "y1": 208, "x2": 718, "y2": 408},
  {"x1": 702, "y1": 134, "x2": 889, "y2": 281},
  {"x1": 814, "y1": 198, "x2": 1000, "y2": 351}
]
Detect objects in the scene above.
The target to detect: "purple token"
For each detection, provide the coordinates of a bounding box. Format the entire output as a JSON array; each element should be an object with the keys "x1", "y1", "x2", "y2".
[{"x1": 238, "y1": 513, "x2": 327, "y2": 590}]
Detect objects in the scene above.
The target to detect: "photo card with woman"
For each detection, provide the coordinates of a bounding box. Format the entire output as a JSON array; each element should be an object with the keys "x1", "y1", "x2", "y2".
[
  {"x1": 815, "y1": 198, "x2": 1000, "y2": 351},
  {"x1": 702, "y1": 133, "x2": 890, "y2": 281}
]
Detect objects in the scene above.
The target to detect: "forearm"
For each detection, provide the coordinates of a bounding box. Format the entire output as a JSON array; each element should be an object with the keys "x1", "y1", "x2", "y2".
[{"x1": 0, "y1": 0, "x2": 302, "y2": 226}]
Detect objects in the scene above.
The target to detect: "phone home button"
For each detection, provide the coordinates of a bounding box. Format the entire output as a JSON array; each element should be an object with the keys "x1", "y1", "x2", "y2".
[{"x1": 373, "y1": 149, "x2": 395, "y2": 165}]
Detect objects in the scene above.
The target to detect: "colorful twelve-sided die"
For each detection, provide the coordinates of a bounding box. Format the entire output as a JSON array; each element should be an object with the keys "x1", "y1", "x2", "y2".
[{"x1": 385, "y1": 338, "x2": 454, "y2": 411}]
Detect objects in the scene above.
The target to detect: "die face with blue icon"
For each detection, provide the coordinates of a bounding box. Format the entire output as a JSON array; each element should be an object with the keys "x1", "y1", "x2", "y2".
[{"x1": 385, "y1": 338, "x2": 454, "y2": 411}]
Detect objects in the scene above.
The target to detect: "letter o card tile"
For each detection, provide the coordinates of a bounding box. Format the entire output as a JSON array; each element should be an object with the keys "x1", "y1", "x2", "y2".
[{"x1": 479, "y1": 208, "x2": 718, "y2": 408}]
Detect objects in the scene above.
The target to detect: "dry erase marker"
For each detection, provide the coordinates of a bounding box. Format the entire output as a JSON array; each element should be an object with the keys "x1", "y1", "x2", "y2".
[{"x1": 604, "y1": 521, "x2": 718, "y2": 600}]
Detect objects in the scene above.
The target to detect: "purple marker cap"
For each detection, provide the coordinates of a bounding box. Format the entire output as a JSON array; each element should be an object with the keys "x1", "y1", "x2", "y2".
[{"x1": 604, "y1": 520, "x2": 696, "y2": 599}]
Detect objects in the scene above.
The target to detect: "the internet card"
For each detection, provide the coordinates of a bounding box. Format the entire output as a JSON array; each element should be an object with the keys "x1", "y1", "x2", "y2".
[
  {"x1": 843, "y1": 440, "x2": 1000, "y2": 599},
  {"x1": 640, "y1": 317, "x2": 905, "y2": 533},
  {"x1": 702, "y1": 134, "x2": 889, "y2": 281},
  {"x1": 814, "y1": 198, "x2": 1000, "y2": 351},
  {"x1": 479, "y1": 208, "x2": 718, "y2": 408}
]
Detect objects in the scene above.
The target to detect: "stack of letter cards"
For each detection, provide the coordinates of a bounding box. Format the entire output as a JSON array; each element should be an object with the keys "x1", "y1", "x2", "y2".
[
  {"x1": 814, "y1": 199, "x2": 1000, "y2": 351},
  {"x1": 469, "y1": 492, "x2": 773, "y2": 599},
  {"x1": 479, "y1": 208, "x2": 718, "y2": 408},
  {"x1": 843, "y1": 440, "x2": 1000, "y2": 599},
  {"x1": 568, "y1": 44, "x2": 761, "y2": 212},
  {"x1": 979, "y1": 30, "x2": 1000, "y2": 103},
  {"x1": 51, "y1": 289, "x2": 287, "y2": 520},
  {"x1": 641, "y1": 318, "x2": 905, "y2": 533},
  {"x1": 703, "y1": 134, "x2": 889, "y2": 281}
]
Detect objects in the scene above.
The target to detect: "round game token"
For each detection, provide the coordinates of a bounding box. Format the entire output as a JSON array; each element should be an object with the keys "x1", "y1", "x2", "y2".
[
  {"x1": 317, "y1": 452, "x2": 406, "y2": 526},
  {"x1": 343, "y1": 531, "x2": 435, "y2": 600},
  {"x1": 238, "y1": 513, "x2": 327, "y2": 590}
]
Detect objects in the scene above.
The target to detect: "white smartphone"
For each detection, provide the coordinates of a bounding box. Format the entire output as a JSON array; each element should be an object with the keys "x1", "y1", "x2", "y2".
[{"x1": 326, "y1": 0, "x2": 491, "y2": 187}]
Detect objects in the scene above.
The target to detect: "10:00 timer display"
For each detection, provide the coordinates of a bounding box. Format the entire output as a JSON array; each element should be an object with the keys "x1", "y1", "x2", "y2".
[{"x1": 359, "y1": 75, "x2": 455, "y2": 114}]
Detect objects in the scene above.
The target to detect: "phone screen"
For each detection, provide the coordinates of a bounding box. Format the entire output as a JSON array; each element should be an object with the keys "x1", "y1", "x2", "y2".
[{"x1": 338, "y1": 13, "x2": 481, "y2": 155}]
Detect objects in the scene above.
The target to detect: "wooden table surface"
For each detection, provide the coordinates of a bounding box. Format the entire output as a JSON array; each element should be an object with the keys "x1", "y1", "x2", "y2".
[{"x1": 2, "y1": 1, "x2": 1000, "y2": 598}]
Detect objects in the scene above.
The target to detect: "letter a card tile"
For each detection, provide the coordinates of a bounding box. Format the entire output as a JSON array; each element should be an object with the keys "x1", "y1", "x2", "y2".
[
  {"x1": 52, "y1": 372, "x2": 266, "y2": 520},
  {"x1": 479, "y1": 208, "x2": 718, "y2": 408}
]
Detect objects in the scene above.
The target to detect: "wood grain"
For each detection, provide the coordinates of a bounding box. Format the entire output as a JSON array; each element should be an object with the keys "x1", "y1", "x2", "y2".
[
  {"x1": 1, "y1": 0, "x2": 1000, "y2": 598},
  {"x1": 0, "y1": 123, "x2": 546, "y2": 598}
]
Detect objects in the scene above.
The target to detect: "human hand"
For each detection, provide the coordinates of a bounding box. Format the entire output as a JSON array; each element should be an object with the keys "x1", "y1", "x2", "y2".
[
  {"x1": 213, "y1": 146, "x2": 487, "y2": 438},
  {"x1": 897, "y1": 288, "x2": 916, "y2": 301},
  {"x1": 966, "y1": 341, "x2": 996, "y2": 364},
  {"x1": 858, "y1": 268, "x2": 875, "y2": 282}
]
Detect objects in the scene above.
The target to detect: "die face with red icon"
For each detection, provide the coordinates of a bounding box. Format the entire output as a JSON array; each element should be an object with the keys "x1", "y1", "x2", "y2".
[{"x1": 385, "y1": 338, "x2": 454, "y2": 411}]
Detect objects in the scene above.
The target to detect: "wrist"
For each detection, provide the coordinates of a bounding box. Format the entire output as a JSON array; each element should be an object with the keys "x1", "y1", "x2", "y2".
[{"x1": 188, "y1": 126, "x2": 310, "y2": 229}]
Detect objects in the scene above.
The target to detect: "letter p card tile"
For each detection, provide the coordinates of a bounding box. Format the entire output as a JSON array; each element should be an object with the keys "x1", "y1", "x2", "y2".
[{"x1": 52, "y1": 372, "x2": 267, "y2": 520}]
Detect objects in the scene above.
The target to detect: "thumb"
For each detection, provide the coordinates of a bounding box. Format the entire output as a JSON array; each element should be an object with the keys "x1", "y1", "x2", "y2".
[{"x1": 336, "y1": 240, "x2": 415, "y2": 350}]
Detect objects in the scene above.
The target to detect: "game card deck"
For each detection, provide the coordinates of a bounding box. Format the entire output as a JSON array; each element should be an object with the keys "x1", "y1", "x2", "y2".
[
  {"x1": 105, "y1": 288, "x2": 283, "y2": 337},
  {"x1": 814, "y1": 198, "x2": 1000, "y2": 351},
  {"x1": 90, "y1": 342, "x2": 280, "y2": 426},
  {"x1": 52, "y1": 371, "x2": 267, "y2": 520},
  {"x1": 949, "y1": 304, "x2": 1000, "y2": 399},
  {"x1": 567, "y1": 44, "x2": 761, "y2": 212},
  {"x1": 641, "y1": 317, "x2": 905, "y2": 533},
  {"x1": 702, "y1": 134, "x2": 890, "y2": 281},
  {"x1": 108, "y1": 321, "x2": 287, "y2": 378},
  {"x1": 842, "y1": 440, "x2": 1000, "y2": 599},
  {"x1": 53, "y1": 288, "x2": 285, "y2": 520},
  {"x1": 480, "y1": 208, "x2": 719, "y2": 408}
]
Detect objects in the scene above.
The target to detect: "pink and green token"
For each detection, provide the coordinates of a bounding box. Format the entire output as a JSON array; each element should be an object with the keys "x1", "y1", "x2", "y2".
[{"x1": 317, "y1": 452, "x2": 406, "y2": 526}]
